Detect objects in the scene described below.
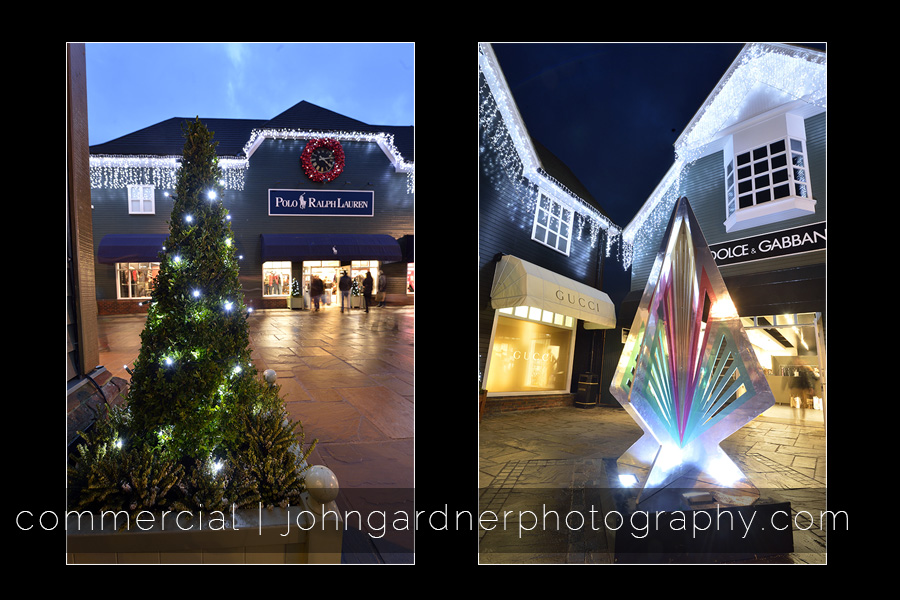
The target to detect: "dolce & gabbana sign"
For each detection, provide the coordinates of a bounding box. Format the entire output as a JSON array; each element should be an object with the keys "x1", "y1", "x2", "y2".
[
  {"x1": 268, "y1": 189, "x2": 374, "y2": 217},
  {"x1": 709, "y1": 222, "x2": 826, "y2": 267}
]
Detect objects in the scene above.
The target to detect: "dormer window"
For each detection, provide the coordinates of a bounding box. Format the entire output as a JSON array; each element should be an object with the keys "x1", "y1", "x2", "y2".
[
  {"x1": 723, "y1": 113, "x2": 816, "y2": 232},
  {"x1": 531, "y1": 191, "x2": 572, "y2": 255}
]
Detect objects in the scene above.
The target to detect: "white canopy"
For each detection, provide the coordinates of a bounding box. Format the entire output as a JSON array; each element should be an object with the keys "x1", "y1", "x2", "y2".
[{"x1": 490, "y1": 255, "x2": 616, "y2": 330}]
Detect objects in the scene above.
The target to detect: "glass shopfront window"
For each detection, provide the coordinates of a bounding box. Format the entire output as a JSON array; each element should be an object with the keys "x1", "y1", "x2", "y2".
[
  {"x1": 263, "y1": 261, "x2": 292, "y2": 297},
  {"x1": 116, "y1": 262, "x2": 159, "y2": 299},
  {"x1": 485, "y1": 307, "x2": 575, "y2": 394},
  {"x1": 349, "y1": 260, "x2": 381, "y2": 295},
  {"x1": 742, "y1": 312, "x2": 825, "y2": 414},
  {"x1": 407, "y1": 263, "x2": 415, "y2": 295}
]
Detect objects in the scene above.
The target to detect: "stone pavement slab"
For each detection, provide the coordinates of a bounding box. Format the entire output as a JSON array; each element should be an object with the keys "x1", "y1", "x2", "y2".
[{"x1": 479, "y1": 405, "x2": 828, "y2": 564}]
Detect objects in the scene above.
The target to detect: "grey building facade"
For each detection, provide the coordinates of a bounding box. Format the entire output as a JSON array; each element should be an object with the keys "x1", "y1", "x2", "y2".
[
  {"x1": 617, "y1": 43, "x2": 827, "y2": 418},
  {"x1": 89, "y1": 100, "x2": 414, "y2": 314},
  {"x1": 478, "y1": 43, "x2": 621, "y2": 413}
]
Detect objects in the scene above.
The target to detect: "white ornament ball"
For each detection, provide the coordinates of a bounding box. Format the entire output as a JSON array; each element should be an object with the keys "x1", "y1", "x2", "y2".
[
  {"x1": 263, "y1": 369, "x2": 277, "y2": 385},
  {"x1": 305, "y1": 465, "x2": 339, "y2": 505}
]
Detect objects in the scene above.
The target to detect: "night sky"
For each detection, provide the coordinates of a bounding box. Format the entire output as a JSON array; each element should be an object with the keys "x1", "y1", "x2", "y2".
[{"x1": 488, "y1": 42, "x2": 826, "y2": 229}]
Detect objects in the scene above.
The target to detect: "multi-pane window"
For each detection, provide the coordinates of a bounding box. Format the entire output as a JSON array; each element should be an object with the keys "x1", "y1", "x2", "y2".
[
  {"x1": 532, "y1": 192, "x2": 572, "y2": 255},
  {"x1": 128, "y1": 184, "x2": 156, "y2": 214},
  {"x1": 116, "y1": 262, "x2": 159, "y2": 299},
  {"x1": 726, "y1": 137, "x2": 811, "y2": 218}
]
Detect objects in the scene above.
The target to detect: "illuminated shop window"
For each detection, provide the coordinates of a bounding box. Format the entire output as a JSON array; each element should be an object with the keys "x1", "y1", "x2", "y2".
[
  {"x1": 485, "y1": 314, "x2": 574, "y2": 394},
  {"x1": 263, "y1": 261, "x2": 292, "y2": 297},
  {"x1": 532, "y1": 192, "x2": 572, "y2": 256},
  {"x1": 127, "y1": 184, "x2": 156, "y2": 214},
  {"x1": 350, "y1": 260, "x2": 382, "y2": 294},
  {"x1": 116, "y1": 262, "x2": 159, "y2": 299}
]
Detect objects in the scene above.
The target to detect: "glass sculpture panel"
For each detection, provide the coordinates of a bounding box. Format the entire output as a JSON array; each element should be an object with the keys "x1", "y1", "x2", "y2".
[{"x1": 610, "y1": 197, "x2": 775, "y2": 507}]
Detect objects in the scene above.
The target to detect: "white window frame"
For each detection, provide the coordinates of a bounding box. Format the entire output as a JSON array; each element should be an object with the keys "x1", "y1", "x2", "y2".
[
  {"x1": 128, "y1": 184, "x2": 156, "y2": 214},
  {"x1": 531, "y1": 191, "x2": 573, "y2": 255},
  {"x1": 723, "y1": 113, "x2": 816, "y2": 233}
]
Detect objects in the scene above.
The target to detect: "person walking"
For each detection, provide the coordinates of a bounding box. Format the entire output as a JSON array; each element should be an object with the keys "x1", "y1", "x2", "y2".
[
  {"x1": 362, "y1": 271, "x2": 374, "y2": 313},
  {"x1": 310, "y1": 275, "x2": 325, "y2": 312},
  {"x1": 338, "y1": 270, "x2": 352, "y2": 313},
  {"x1": 377, "y1": 270, "x2": 387, "y2": 307}
]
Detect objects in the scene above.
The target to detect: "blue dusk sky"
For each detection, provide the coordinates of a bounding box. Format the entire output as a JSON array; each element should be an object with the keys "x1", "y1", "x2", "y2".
[{"x1": 83, "y1": 42, "x2": 415, "y2": 146}]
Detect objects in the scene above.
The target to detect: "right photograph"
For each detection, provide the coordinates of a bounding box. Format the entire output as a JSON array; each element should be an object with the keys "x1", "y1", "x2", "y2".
[{"x1": 477, "y1": 42, "x2": 829, "y2": 565}]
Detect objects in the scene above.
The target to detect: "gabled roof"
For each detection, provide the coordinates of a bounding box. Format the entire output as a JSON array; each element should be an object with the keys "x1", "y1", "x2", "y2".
[
  {"x1": 532, "y1": 139, "x2": 610, "y2": 221},
  {"x1": 674, "y1": 42, "x2": 826, "y2": 163},
  {"x1": 265, "y1": 100, "x2": 371, "y2": 132},
  {"x1": 623, "y1": 43, "x2": 826, "y2": 245},
  {"x1": 89, "y1": 117, "x2": 266, "y2": 157},
  {"x1": 89, "y1": 100, "x2": 413, "y2": 162},
  {"x1": 478, "y1": 42, "x2": 617, "y2": 234}
]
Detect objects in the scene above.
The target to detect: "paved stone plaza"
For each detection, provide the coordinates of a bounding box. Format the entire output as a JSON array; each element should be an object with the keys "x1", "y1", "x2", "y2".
[
  {"x1": 479, "y1": 405, "x2": 827, "y2": 564},
  {"x1": 97, "y1": 304, "x2": 415, "y2": 563}
]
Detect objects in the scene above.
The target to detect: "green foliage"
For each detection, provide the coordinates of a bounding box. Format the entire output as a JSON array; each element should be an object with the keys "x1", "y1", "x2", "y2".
[
  {"x1": 126, "y1": 117, "x2": 255, "y2": 459},
  {"x1": 227, "y1": 386, "x2": 317, "y2": 508},
  {"x1": 67, "y1": 406, "x2": 185, "y2": 523},
  {"x1": 68, "y1": 118, "x2": 317, "y2": 520}
]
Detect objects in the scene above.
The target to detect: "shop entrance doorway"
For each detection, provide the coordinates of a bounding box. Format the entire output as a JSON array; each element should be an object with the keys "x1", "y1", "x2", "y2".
[{"x1": 742, "y1": 311, "x2": 825, "y2": 426}]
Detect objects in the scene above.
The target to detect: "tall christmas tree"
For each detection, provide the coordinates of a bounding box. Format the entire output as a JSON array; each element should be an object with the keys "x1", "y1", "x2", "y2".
[
  {"x1": 127, "y1": 117, "x2": 252, "y2": 457},
  {"x1": 69, "y1": 119, "x2": 314, "y2": 517}
]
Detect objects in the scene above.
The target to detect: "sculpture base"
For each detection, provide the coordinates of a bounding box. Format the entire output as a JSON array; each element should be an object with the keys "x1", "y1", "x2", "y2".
[{"x1": 603, "y1": 459, "x2": 793, "y2": 563}]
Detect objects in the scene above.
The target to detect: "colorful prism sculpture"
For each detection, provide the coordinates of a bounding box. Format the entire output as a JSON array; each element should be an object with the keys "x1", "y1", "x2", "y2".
[{"x1": 610, "y1": 197, "x2": 775, "y2": 507}]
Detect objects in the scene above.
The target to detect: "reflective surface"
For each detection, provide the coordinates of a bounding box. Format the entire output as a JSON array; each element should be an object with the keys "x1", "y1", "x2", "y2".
[{"x1": 610, "y1": 198, "x2": 775, "y2": 507}]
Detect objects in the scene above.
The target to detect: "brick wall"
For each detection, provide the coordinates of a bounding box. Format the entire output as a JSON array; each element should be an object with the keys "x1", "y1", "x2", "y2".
[
  {"x1": 97, "y1": 299, "x2": 148, "y2": 315},
  {"x1": 482, "y1": 393, "x2": 575, "y2": 416}
]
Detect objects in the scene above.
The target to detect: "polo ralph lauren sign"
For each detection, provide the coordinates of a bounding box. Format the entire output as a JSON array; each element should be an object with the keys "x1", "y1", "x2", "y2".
[
  {"x1": 709, "y1": 221, "x2": 826, "y2": 267},
  {"x1": 268, "y1": 189, "x2": 374, "y2": 217}
]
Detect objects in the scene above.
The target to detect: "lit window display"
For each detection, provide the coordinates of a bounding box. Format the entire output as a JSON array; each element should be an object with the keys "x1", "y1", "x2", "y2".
[
  {"x1": 263, "y1": 261, "x2": 292, "y2": 297},
  {"x1": 116, "y1": 262, "x2": 159, "y2": 299},
  {"x1": 485, "y1": 309, "x2": 574, "y2": 394},
  {"x1": 742, "y1": 312, "x2": 824, "y2": 410},
  {"x1": 349, "y1": 260, "x2": 381, "y2": 296}
]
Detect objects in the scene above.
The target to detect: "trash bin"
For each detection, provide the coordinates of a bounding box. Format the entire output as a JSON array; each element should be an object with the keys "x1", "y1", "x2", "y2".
[{"x1": 575, "y1": 373, "x2": 599, "y2": 409}]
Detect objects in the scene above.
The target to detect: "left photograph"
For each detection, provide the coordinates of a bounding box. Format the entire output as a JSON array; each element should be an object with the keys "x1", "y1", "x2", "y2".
[{"x1": 65, "y1": 42, "x2": 414, "y2": 564}]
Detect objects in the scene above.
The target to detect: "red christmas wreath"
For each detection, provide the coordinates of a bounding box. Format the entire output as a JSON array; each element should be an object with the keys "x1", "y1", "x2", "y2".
[{"x1": 300, "y1": 138, "x2": 345, "y2": 182}]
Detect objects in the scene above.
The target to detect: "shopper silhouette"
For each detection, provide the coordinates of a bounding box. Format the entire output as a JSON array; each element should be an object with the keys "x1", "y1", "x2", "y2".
[
  {"x1": 310, "y1": 275, "x2": 325, "y2": 312},
  {"x1": 377, "y1": 270, "x2": 387, "y2": 307},
  {"x1": 363, "y1": 271, "x2": 374, "y2": 313},
  {"x1": 338, "y1": 270, "x2": 352, "y2": 313}
]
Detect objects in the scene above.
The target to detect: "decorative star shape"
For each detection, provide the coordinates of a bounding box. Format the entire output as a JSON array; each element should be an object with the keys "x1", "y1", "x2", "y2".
[{"x1": 610, "y1": 197, "x2": 775, "y2": 508}]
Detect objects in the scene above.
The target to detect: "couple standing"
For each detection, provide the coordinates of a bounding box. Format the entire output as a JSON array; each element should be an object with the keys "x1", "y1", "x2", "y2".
[{"x1": 338, "y1": 270, "x2": 386, "y2": 313}]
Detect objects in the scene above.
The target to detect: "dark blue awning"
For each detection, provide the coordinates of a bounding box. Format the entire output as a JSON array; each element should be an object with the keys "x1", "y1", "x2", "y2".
[
  {"x1": 398, "y1": 234, "x2": 414, "y2": 263},
  {"x1": 260, "y1": 234, "x2": 403, "y2": 263},
  {"x1": 97, "y1": 234, "x2": 168, "y2": 264}
]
